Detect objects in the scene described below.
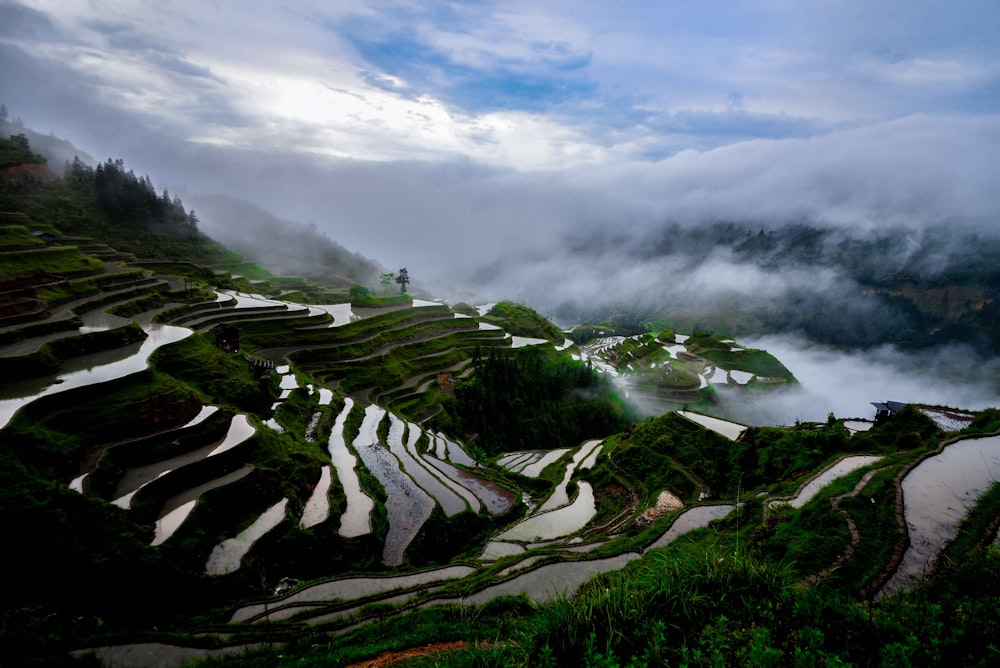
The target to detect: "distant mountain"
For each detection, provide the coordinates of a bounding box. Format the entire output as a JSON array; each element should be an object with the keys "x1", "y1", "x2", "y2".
[
  {"x1": 553, "y1": 221, "x2": 1000, "y2": 354},
  {"x1": 188, "y1": 193, "x2": 382, "y2": 287}
]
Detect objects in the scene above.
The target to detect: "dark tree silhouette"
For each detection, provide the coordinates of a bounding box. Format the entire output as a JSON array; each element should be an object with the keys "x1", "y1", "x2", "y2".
[{"x1": 395, "y1": 267, "x2": 410, "y2": 293}]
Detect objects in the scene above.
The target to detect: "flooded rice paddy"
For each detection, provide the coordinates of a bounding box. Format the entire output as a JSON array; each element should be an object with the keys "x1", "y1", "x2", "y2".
[
  {"x1": 387, "y1": 416, "x2": 466, "y2": 516},
  {"x1": 110, "y1": 414, "x2": 254, "y2": 502},
  {"x1": 644, "y1": 505, "x2": 737, "y2": 552},
  {"x1": 230, "y1": 564, "x2": 476, "y2": 623},
  {"x1": 580, "y1": 444, "x2": 603, "y2": 470},
  {"x1": 205, "y1": 498, "x2": 288, "y2": 576},
  {"x1": 423, "y1": 455, "x2": 513, "y2": 515},
  {"x1": 438, "y1": 433, "x2": 477, "y2": 467},
  {"x1": 459, "y1": 553, "x2": 641, "y2": 605},
  {"x1": 676, "y1": 410, "x2": 746, "y2": 441},
  {"x1": 510, "y1": 336, "x2": 549, "y2": 348},
  {"x1": 497, "y1": 482, "x2": 596, "y2": 542},
  {"x1": 768, "y1": 455, "x2": 883, "y2": 511},
  {"x1": 180, "y1": 405, "x2": 219, "y2": 428},
  {"x1": 326, "y1": 398, "x2": 374, "y2": 538},
  {"x1": 518, "y1": 449, "x2": 571, "y2": 477},
  {"x1": 539, "y1": 440, "x2": 603, "y2": 512},
  {"x1": 919, "y1": 407, "x2": 976, "y2": 432},
  {"x1": 0, "y1": 324, "x2": 192, "y2": 430},
  {"x1": 881, "y1": 434, "x2": 1000, "y2": 595},
  {"x1": 420, "y1": 455, "x2": 481, "y2": 514},
  {"x1": 353, "y1": 405, "x2": 434, "y2": 566},
  {"x1": 153, "y1": 500, "x2": 197, "y2": 547},
  {"x1": 843, "y1": 420, "x2": 874, "y2": 434},
  {"x1": 479, "y1": 541, "x2": 527, "y2": 560},
  {"x1": 153, "y1": 465, "x2": 254, "y2": 546},
  {"x1": 299, "y1": 466, "x2": 332, "y2": 528}
]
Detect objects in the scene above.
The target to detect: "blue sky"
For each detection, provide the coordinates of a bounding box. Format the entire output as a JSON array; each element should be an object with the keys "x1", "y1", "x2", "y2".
[{"x1": 3, "y1": 0, "x2": 998, "y2": 168}]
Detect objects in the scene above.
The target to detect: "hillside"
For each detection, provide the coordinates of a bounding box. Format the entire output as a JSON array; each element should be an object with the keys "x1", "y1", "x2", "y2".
[
  {"x1": 187, "y1": 193, "x2": 382, "y2": 289},
  {"x1": 0, "y1": 133, "x2": 998, "y2": 667}
]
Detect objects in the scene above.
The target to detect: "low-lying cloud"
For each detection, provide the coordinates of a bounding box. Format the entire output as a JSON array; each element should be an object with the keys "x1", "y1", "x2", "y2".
[{"x1": 727, "y1": 335, "x2": 1000, "y2": 425}]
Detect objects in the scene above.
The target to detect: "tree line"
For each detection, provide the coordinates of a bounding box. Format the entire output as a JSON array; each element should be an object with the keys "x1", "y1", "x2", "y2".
[
  {"x1": 454, "y1": 346, "x2": 632, "y2": 456},
  {"x1": 65, "y1": 156, "x2": 199, "y2": 238}
]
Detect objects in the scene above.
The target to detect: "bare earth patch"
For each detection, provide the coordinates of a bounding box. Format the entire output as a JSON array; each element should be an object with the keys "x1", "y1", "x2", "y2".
[
  {"x1": 642, "y1": 489, "x2": 684, "y2": 522},
  {"x1": 346, "y1": 640, "x2": 473, "y2": 667}
]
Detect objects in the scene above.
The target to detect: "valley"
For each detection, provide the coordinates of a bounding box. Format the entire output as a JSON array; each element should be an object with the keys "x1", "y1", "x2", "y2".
[{"x1": 1, "y1": 136, "x2": 998, "y2": 667}]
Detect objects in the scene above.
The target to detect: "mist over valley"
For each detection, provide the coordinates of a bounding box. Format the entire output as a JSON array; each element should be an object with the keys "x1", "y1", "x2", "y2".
[{"x1": 2, "y1": 2, "x2": 1000, "y2": 665}]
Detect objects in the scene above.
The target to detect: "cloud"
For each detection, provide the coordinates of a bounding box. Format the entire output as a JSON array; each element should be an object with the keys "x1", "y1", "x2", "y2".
[
  {"x1": 0, "y1": 0, "x2": 59, "y2": 40},
  {"x1": 730, "y1": 335, "x2": 1000, "y2": 425}
]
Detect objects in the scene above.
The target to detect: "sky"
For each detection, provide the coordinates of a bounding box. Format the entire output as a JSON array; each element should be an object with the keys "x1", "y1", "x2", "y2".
[
  {"x1": 2, "y1": 0, "x2": 1000, "y2": 417},
  {"x1": 2, "y1": 0, "x2": 999, "y2": 291}
]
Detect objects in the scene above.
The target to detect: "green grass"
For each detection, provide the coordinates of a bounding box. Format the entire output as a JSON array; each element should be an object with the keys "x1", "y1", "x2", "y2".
[
  {"x1": 0, "y1": 246, "x2": 102, "y2": 279},
  {"x1": 33, "y1": 268, "x2": 148, "y2": 306},
  {"x1": 150, "y1": 334, "x2": 273, "y2": 413},
  {"x1": 211, "y1": 261, "x2": 274, "y2": 280},
  {"x1": 483, "y1": 301, "x2": 564, "y2": 340},
  {"x1": 0, "y1": 224, "x2": 45, "y2": 248},
  {"x1": 2, "y1": 369, "x2": 203, "y2": 479},
  {"x1": 239, "y1": 303, "x2": 454, "y2": 350},
  {"x1": 699, "y1": 348, "x2": 794, "y2": 380}
]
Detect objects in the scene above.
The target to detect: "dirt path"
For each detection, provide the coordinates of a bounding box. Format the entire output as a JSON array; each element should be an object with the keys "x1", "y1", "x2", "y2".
[{"x1": 345, "y1": 640, "x2": 471, "y2": 667}]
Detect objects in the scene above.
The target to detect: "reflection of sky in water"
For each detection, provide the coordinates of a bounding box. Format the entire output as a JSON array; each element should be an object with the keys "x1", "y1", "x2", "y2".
[
  {"x1": 353, "y1": 405, "x2": 434, "y2": 565},
  {"x1": 882, "y1": 435, "x2": 1000, "y2": 596},
  {"x1": 0, "y1": 324, "x2": 192, "y2": 430},
  {"x1": 205, "y1": 498, "x2": 288, "y2": 575},
  {"x1": 327, "y1": 398, "x2": 374, "y2": 538}
]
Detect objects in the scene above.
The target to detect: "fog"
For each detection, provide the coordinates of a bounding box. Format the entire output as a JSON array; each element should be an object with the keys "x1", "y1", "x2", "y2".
[
  {"x1": 720, "y1": 336, "x2": 1000, "y2": 426},
  {"x1": 3, "y1": 0, "x2": 999, "y2": 419}
]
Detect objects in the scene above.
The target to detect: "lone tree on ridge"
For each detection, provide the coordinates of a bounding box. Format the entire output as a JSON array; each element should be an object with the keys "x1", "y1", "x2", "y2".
[
  {"x1": 395, "y1": 267, "x2": 410, "y2": 293},
  {"x1": 379, "y1": 272, "x2": 395, "y2": 294}
]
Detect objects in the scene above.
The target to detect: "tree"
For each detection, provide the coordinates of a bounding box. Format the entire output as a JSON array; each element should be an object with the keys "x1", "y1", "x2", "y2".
[
  {"x1": 395, "y1": 267, "x2": 410, "y2": 293},
  {"x1": 379, "y1": 272, "x2": 395, "y2": 294}
]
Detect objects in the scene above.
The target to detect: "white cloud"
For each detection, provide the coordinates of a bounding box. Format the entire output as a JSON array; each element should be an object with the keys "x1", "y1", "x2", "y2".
[{"x1": 738, "y1": 335, "x2": 1000, "y2": 424}]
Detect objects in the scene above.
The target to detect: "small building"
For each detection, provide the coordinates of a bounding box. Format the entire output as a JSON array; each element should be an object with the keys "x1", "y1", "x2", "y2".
[
  {"x1": 871, "y1": 400, "x2": 907, "y2": 422},
  {"x1": 211, "y1": 323, "x2": 240, "y2": 352},
  {"x1": 244, "y1": 354, "x2": 275, "y2": 378}
]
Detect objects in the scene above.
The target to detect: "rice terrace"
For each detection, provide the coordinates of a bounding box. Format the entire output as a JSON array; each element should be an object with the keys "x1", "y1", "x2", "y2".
[
  {"x1": 1, "y1": 146, "x2": 998, "y2": 666},
  {"x1": 3, "y1": 3, "x2": 1000, "y2": 663}
]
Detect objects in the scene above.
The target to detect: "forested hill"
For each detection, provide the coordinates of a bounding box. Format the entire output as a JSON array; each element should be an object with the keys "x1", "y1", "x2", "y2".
[
  {"x1": 1, "y1": 140, "x2": 223, "y2": 262},
  {"x1": 559, "y1": 221, "x2": 1000, "y2": 353}
]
